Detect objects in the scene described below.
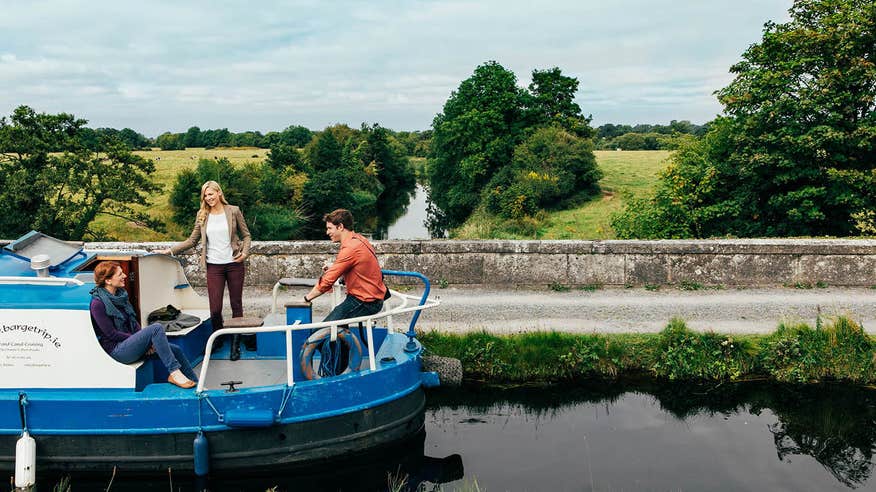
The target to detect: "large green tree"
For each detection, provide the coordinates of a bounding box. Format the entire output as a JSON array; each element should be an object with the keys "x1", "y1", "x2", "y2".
[
  {"x1": 0, "y1": 106, "x2": 162, "y2": 240},
  {"x1": 427, "y1": 61, "x2": 597, "y2": 229},
  {"x1": 525, "y1": 67, "x2": 593, "y2": 138},
  {"x1": 614, "y1": 0, "x2": 876, "y2": 238},
  {"x1": 427, "y1": 61, "x2": 527, "y2": 227}
]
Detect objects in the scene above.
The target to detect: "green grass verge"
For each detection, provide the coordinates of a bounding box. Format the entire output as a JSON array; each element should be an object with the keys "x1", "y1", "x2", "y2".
[{"x1": 418, "y1": 316, "x2": 876, "y2": 384}]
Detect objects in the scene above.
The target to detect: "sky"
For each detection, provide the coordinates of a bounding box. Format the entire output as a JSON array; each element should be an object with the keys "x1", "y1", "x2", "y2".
[{"x1": 0, "y1": 0, "x2": 793, "y2": 137}]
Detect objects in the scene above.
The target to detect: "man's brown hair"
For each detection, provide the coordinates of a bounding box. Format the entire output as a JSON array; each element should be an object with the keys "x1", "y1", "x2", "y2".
[{"x1": 323, "y1": 209, "x2": 354, "y2": 230}]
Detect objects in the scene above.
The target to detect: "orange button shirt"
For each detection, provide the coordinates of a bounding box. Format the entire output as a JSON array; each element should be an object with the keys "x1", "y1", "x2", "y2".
[{"x1": 317, "y1": 233, "x2": 387, "y2": 302}]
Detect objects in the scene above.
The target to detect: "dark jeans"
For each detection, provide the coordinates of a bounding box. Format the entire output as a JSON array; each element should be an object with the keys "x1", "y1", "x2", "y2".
[
  {"x1": 323, "y1": 294, "x2": 384, "y2": 324},
  {"x1": 206, "y1": 261, "x2": 245, "y2": 333},
  {"x1": 318, "y1": 295, "x2": 383, "y2": 376},
  {"x1": 110, "y1": 323, "x2": 198, "y2": 381}
]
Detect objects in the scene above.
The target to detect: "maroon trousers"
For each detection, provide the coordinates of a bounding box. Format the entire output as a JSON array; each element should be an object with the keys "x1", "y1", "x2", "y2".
[{"x1": 206, "y1": 262, "x2": 245, "y2": 332}]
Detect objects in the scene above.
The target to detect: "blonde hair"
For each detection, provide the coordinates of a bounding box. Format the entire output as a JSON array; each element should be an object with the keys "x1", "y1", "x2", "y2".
[{"x1": 196, "y1": 181, "x2": 229, "y2": 225}]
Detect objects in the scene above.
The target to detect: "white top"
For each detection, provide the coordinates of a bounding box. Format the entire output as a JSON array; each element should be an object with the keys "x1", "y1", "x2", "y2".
[{"x1": 205, "y1": 212, "x2": 234, "y2": 264}]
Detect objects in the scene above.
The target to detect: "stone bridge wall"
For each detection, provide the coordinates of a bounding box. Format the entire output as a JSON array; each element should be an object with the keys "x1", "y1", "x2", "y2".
[{"x1": 76, "y1": 239, "x2": 876, "y2": 288}]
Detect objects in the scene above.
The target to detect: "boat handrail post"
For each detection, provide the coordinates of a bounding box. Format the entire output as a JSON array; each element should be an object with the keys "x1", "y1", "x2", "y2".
[
  {"x1": 366, "y1": 318, "x2": 376, "y2": 371},
  {"x1": 283, "y1": 320, "x2": 302, "y2": 390},
  {"x1": 271, "y1": 281, "x2": 281, "y2": 314},
  {"x1": 381, "y1": 270, "x2": 431, "y2": 352},
  {"x1": 196, "y1": 332, "x2": 218, "y2": 393},
  {"x1": 332, "y1": 283, "x2": 342, "y2": 310}
]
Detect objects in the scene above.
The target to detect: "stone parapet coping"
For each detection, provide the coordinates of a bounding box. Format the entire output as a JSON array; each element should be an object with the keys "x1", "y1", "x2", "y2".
[{"x1": 4, "y1": 239, "x2": 875, "y2": 287}]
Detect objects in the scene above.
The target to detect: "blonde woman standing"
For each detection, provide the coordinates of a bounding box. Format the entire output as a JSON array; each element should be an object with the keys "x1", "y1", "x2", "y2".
[{"x1": 158, "y1": 181, "x2": 251, "y2": 360}]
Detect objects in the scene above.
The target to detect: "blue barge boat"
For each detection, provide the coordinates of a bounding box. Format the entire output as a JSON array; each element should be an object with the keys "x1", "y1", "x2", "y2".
[{"x1": 0, "y1": 232, "x2": 440, "y2": 481}]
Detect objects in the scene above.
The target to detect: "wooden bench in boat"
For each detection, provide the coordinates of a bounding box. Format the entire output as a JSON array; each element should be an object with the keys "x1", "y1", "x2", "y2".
[{"x1": 223, "y1": 317, "x2": 264, "y2": 330}]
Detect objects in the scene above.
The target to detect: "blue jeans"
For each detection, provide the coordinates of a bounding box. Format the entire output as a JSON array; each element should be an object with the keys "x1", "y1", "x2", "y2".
[
  {"x1": 323, "y1": 295, "x2": 384, "y2": 324},
  {"x1": 318, "y1": 295, "x2": 383, "y2": 376},
  {"x1": 111, "y1": 323, "x2": 198, "y2": 381}
]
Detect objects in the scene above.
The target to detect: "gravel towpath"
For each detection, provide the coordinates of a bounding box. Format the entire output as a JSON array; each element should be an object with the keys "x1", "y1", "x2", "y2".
[{"x1": 220, "y1": 285, "x2": 876, "y2": 335}]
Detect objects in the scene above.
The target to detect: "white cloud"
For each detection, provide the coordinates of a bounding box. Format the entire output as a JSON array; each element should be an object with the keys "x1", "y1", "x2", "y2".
[{"x1": 0, "y1": 0, "x2": 793, "y2": 134}]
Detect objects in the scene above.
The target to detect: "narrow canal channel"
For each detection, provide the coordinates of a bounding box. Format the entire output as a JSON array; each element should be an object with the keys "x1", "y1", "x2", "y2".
[{"x1": 36, "y1": 381, "x2": 876, "y2": 491}]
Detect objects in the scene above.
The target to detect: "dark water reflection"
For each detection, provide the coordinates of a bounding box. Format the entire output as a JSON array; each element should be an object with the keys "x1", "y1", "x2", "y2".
[
  {"x1": 35, "y1": 431, "x2": 462, "y2": 492},
  {"x1": 30, "y1": 381, "x2": 876, "y2": 491},
  {"x1": 426, "y1": 381, "x2": 876, "y2": 491},
  {"x1": 372, "y1": 183, "x2": 419, "y2": 240},
  {"x1": 373, "y1": 183, "x2": 445, "y2": 240}
]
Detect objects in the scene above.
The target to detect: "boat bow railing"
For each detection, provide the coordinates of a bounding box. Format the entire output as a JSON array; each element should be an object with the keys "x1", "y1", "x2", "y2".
[
  {"x1": 0, "y1": 276, "x2": 84, "y2": 286},
  {"x1": 195, "y1": 271, "x2": 439, "y2": 393}
]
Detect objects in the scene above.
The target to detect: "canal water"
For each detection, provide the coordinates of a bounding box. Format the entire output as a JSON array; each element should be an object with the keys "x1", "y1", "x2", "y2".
[
  {"x1": 40, "y1": 380, "x2": 875, "y2": 491},
  {"x1": 385, "y1": 183, "x2": 431, "y2": 240},
  {"x1": 422, "y1": 381, "x2": 876, "y2": 491}
]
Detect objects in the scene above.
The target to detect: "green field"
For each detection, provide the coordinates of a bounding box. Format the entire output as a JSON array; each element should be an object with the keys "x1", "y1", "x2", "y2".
[
  {"x1": 92, "y1": 147, "x2": 269, "y2": 241},
  {"x1": 454, "y1": 150, "x2": 671, "y2": 239},
  {"x1": 94, "y1": 148, "x2": 668, "y2": 241},
  {"x1": 540, "y1": 150, "x2": 671, "y2": 239}
]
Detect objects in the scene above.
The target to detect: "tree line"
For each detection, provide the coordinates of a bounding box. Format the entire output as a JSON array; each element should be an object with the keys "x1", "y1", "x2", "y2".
[
  {"x1": 0, "y1": 106, "x2": 415, "y2": 241},
  {"x1": 594, "y1": 120, "x2": 708, "y2": 151},
  {"x1": 81, "y1": 120, "x2": 704, "y2": 153},
  {"x1": 78, "y1": 124, "x2": 435, "y2": 158},
  {"x1": 3, "y1": 0, "x2": 868, "y2": 242},
  {"x1": 32, "y1": 119, "x2": 702, "y2": 156}
]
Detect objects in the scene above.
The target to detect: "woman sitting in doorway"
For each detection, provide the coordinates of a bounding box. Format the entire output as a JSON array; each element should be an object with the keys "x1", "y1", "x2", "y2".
[{"x1": 90, "y1": 261, "x2": 198, "y2": 389}]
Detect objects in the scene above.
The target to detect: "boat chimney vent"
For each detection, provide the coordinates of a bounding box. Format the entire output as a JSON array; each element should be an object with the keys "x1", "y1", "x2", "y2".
[{"x1": 30, "y1": 254, "x2": 51, "y2": 278}]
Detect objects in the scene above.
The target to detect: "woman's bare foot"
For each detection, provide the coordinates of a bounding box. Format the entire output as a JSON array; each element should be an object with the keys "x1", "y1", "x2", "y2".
[{"x1": 168, "y1": 370, "x2": 195, "y2": 389}]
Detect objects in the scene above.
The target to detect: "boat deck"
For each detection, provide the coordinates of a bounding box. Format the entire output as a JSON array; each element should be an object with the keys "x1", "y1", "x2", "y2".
[{"x1": 196, "y1": 358, "x2": 289, "y2": 390}]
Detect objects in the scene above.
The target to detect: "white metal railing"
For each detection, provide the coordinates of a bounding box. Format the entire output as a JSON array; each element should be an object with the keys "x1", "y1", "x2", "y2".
[
  {"x1": 0, "y1": 276, "x2": 84, "y2": 286},
  {"x1": 195, "y1": 287, "x2": 439, "y2": 393}
]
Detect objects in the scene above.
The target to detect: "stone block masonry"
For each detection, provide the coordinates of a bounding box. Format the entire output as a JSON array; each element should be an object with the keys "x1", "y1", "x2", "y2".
[{"x1": 70, "y1": 239, "x2": 876, "y2": 288}]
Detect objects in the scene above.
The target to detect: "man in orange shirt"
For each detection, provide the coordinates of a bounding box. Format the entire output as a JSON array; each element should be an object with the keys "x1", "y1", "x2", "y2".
[{"x1": 304, "y1": 209, "x2": 388, "y2": 324}]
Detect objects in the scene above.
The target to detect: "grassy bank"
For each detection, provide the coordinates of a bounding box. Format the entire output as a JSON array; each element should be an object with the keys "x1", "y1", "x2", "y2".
[
  {"x1": 454, "y1": 150, "x2": 669, "y2": 239},
  {"x1": 541, "y1": 150, "x2": 670, "y2": 239},
  {"x1": 418, "y1": 316, "x2": 876, "y2": 384}
]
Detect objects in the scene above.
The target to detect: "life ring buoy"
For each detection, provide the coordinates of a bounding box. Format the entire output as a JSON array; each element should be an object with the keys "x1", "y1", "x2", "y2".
[{"x1": 299, "y1": 327, "x2": 364, "y2": 380}]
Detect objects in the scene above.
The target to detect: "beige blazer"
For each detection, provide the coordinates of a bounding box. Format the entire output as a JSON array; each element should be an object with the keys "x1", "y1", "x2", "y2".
[{"x1": 170, "y1": 204, "x2": 251, "y2": 269}]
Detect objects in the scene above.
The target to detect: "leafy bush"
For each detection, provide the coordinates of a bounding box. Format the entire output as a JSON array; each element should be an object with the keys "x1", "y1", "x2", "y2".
[
  {"x1": 483, "y1": 126, "x2": 600, "y2": 219},
  {"x1": 760, "y1": 317, "x2": 874, "y2": 383},
  {"x1": 650, "y1": 319, "x2": 753, "y2": 380}
]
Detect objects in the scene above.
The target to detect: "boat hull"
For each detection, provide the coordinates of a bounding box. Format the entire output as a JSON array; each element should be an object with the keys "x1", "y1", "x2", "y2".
[{"x1": 0, "y1": 387, "x2": 425, "y2": 473}]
